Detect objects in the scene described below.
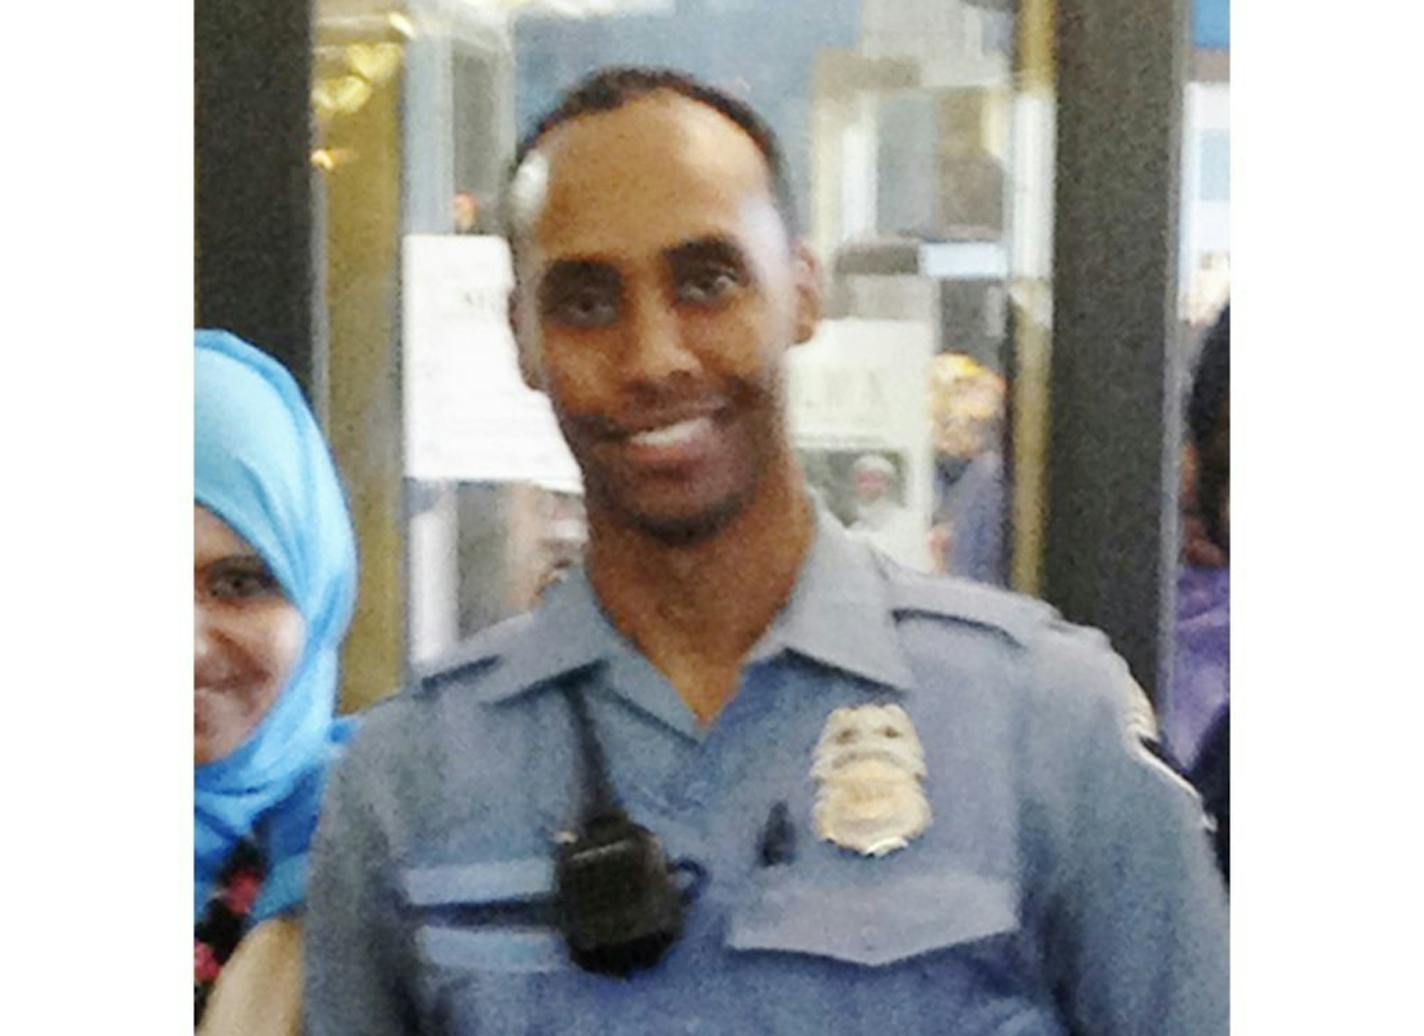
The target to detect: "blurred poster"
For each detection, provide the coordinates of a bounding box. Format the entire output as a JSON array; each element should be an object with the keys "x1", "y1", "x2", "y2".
[
  {"x1": 788, "y1": 319, "x2": 935, "y2": 571},
  {"x1": 401, "y1": 234, "x2": 580, "y2": 488}
]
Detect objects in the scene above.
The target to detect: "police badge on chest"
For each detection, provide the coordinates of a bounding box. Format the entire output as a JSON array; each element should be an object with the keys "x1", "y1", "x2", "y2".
[{"x1": 811, "y1": 704, "x2": 932, "y2": 857}]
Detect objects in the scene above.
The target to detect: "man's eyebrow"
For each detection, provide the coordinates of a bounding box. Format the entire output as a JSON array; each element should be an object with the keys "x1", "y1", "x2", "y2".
[
  {"x1": 535, "y1": 260, "x2": 621, "y2": 313},
  {"x1": 665, "y1": 236, "x2": 749, "y2": 269},
  {"x1": 539, "y1": 258, "x2": 620, "y2": 287}
]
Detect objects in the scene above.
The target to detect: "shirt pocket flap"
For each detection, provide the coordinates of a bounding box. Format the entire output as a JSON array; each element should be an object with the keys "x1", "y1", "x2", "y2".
[
  {"x1": 417, "y1": 925, "x2": 567, "y2": 975},
  {"x1": 726, "y1": 870, "x2": 1019, "y2": 968},
  {"x1": 399, "y1": 857, "x2": 555, "y2": 907},
  {"x1": 399, "y1": 858, "x2": 566, "y2": 974}
]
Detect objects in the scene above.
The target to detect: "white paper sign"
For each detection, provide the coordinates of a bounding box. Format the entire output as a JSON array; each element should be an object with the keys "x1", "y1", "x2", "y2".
[
  {"x1": 788, "y1": 319, "x2": 935, "y2": 571},
  {"x1": 401, "y1": 234, "x2": 581, "y2": 489}
]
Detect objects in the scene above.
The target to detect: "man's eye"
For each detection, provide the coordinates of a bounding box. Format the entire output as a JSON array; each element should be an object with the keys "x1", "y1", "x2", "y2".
[
  {"x1": 676, "y1": 267, "x2": 741, "y2": 306},
  {"x1": 548, "y1": 288, "x2": 618, "y2": 328}
]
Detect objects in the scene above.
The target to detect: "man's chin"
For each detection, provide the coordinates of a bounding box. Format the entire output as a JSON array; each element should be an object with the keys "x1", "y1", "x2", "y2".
[{"x1": 625, "y1": 494, "x2": 747, "y2": 547}]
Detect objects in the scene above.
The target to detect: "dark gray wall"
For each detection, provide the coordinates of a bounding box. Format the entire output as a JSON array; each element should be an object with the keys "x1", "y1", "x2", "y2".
[
  {"x1": 195, "y1": 0, "x2": 316, "y2": 392},
  {"x1": 1045, "y1": 0, "x2": 1188, "y2": 699}
]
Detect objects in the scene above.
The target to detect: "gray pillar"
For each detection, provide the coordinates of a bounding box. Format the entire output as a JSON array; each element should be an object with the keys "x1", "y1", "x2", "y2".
[
  {"x1": 1044, "y1": 0, "x2": 1188, "y2": 700},
  {"x1": 195, "y1": 0, "x2": 316, "y2": 393}
]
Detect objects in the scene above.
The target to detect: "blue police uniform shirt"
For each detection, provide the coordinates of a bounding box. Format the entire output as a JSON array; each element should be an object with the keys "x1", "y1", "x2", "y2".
[{"x1": 305, "y1": 511, "x2": 1228, "y2": 1035}]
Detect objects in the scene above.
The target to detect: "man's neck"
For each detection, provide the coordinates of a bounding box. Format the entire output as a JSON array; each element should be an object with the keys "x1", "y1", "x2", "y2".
[{"x1": 585, "y1": 468, "x2": 814, "y2": 726}]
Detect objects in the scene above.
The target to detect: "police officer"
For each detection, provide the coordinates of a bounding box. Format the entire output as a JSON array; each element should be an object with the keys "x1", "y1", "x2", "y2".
[{"x1": 305, "y1": 67, "x2": 1228, "y2": 1035}]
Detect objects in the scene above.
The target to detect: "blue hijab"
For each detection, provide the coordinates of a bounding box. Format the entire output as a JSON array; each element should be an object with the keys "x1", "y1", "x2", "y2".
[{"x1": 194, "y1": 330, "x2": 358, "y2": 923}]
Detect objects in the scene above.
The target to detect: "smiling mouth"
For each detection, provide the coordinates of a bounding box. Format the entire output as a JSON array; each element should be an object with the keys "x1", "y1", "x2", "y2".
[{"x1": 627, "y1": 415, "x2": 715, "y2": 448}]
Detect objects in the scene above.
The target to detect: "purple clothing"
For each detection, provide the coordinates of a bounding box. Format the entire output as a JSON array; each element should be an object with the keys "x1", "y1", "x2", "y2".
[{"x1": 1164, "y1": 564, "x2": 1230, "y2": 768}]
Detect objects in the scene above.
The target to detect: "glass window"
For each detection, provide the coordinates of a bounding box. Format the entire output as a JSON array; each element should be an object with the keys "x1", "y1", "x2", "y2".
[{"x1": 313, "y1": 0, "x2": 1057, "y2": 678}]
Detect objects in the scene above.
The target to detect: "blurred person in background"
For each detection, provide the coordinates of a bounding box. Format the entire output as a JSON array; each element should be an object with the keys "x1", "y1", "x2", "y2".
[
  {"x1": 534, "y1": 485, "x2": 589, "y2": 602},
  {"x1": 846, "y1": 451, "x2": 925, "y2": 569},
  {"x1": 929, "y1": 353, "x2": 1007, "y2": 584},
  {"x1": 1165, "y1": 303, "x2": 1230, "y2": 880},
  {"x1": 195, "y1": 330, "x2": 359, "y2": 1032},
  {"x1": 454, "y1": 190, "x2": 484, "y2": 234}
]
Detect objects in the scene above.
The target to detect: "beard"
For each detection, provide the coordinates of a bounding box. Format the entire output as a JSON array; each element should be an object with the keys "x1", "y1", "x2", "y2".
[
  {"x1": 559, "y1": 365, "x2": 789, "y2": 547},
  {"x1": 623, "y1": 487, "x2": 750, "y2": 546},
  {"x1": 575, "y1": 435, "x2": 769, "y2": 548}
]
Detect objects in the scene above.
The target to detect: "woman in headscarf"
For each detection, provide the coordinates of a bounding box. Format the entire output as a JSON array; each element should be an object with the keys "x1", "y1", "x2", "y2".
[{"x1": 194, "y1": 330, "x2": 358, "y2": 1032}]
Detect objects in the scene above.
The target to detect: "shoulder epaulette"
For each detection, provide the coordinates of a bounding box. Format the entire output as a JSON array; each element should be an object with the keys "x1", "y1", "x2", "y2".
[
  {"x1": 883, "y1": 565, "x2": 1058, "y2": 649},
  {"x1": 410, "y1": 612, "x2": 534, "y2": 696}
]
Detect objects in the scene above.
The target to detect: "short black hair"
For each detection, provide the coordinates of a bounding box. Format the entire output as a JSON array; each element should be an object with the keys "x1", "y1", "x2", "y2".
[
  {"x1": 1188, "y1": 303, "x2": 1230, "y2": 551},
  {"x1": 1188, "y1": 304, "x2": 1229, "y2": 455},
  {"x1": 502, "y1": 66, "x2": 798, "y2": 245}
]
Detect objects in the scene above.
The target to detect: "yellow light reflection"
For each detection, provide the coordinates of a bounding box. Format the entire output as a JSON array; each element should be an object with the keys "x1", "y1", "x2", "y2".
[
  {"x1": 312, "y1": 75, "x2": 373, "y2": 119},
  {"x1": 386, "y1": 12, "x2": 416, "y2": 39},
  {"x1": 310, "y1": 147, "x2": 357, "y2": 172},
  {"x1": 344, "y1": 43, "x2": 402, "y2": 86}
]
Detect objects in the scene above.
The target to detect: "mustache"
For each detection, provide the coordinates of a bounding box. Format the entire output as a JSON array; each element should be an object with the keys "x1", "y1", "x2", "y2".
[{"x1": 566, "y1": 384, "x2": 747, "y2": 440}]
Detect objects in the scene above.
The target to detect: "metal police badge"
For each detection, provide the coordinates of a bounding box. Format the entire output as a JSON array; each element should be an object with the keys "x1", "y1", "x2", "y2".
[{"x1": 811, "y1": 703, "x2": 931, "y2": 857}]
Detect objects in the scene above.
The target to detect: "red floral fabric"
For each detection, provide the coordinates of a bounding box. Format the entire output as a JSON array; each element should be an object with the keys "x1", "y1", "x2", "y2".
[{"x1": 194, "y1": 839, "x2": 265, "y2": 1026}]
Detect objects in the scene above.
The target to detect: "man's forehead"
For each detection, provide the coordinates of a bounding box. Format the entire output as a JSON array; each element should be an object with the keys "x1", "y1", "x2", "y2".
[
  {"x1": 525, "y1": 93, "x2": 777, "y2": 252},
  {"x1": 537, "y1": 91, "x2": 764, "y2": 174}
]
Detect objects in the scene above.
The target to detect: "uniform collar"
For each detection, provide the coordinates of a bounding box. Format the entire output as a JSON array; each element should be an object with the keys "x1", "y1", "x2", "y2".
[
  {"x1": 748, "y1": 507, "x2": 916, "y2": 692},
  {"x1": 472, "y1": 505, "x2": 915, "y2": 720}
]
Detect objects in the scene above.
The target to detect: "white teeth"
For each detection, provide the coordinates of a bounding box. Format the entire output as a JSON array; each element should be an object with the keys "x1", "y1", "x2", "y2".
[{"x1": 630, "y1": 416, "x2": 712, "y2": 448}]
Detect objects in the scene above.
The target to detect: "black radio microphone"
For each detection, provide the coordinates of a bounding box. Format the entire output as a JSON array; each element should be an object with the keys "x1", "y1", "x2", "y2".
[{"x1": 555, "y1": 681, "x2": 701, "y2": 977}]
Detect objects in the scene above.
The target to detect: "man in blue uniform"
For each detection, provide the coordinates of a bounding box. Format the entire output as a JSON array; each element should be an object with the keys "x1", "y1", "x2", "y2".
[{"x1": 305, "y1": 67, "x2": 1228, "y2": 1035}]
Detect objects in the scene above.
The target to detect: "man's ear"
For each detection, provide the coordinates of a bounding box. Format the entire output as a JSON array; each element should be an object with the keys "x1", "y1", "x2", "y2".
[
  {"x1": 509, "y1": 289, "x2": 544, "y2": 391},
  {"x1": 790, "y1": 241, "x2": 822, "y2": 346}
]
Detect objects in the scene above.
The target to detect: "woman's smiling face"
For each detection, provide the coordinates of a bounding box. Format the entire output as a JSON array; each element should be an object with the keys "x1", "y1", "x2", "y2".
[{"x1": 194, "y1": 505, "x2": 306, "y2": 765}]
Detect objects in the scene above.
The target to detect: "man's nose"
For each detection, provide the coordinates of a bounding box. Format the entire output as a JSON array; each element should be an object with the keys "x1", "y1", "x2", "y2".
[{"x1": 623, "y1": 290, "x2": 698, "y2": 386}]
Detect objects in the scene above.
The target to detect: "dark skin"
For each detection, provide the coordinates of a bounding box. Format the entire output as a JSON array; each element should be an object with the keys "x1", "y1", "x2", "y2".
[
  {"x1": 587, "y1": 475, "x2": 812, "y2": 724},
  {"x1": 509, "y1": 93, "x2": 822, "y2": 724},
  {"x1": 1180, "y1": 395, "x2": 1230, "y2": 568}
]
